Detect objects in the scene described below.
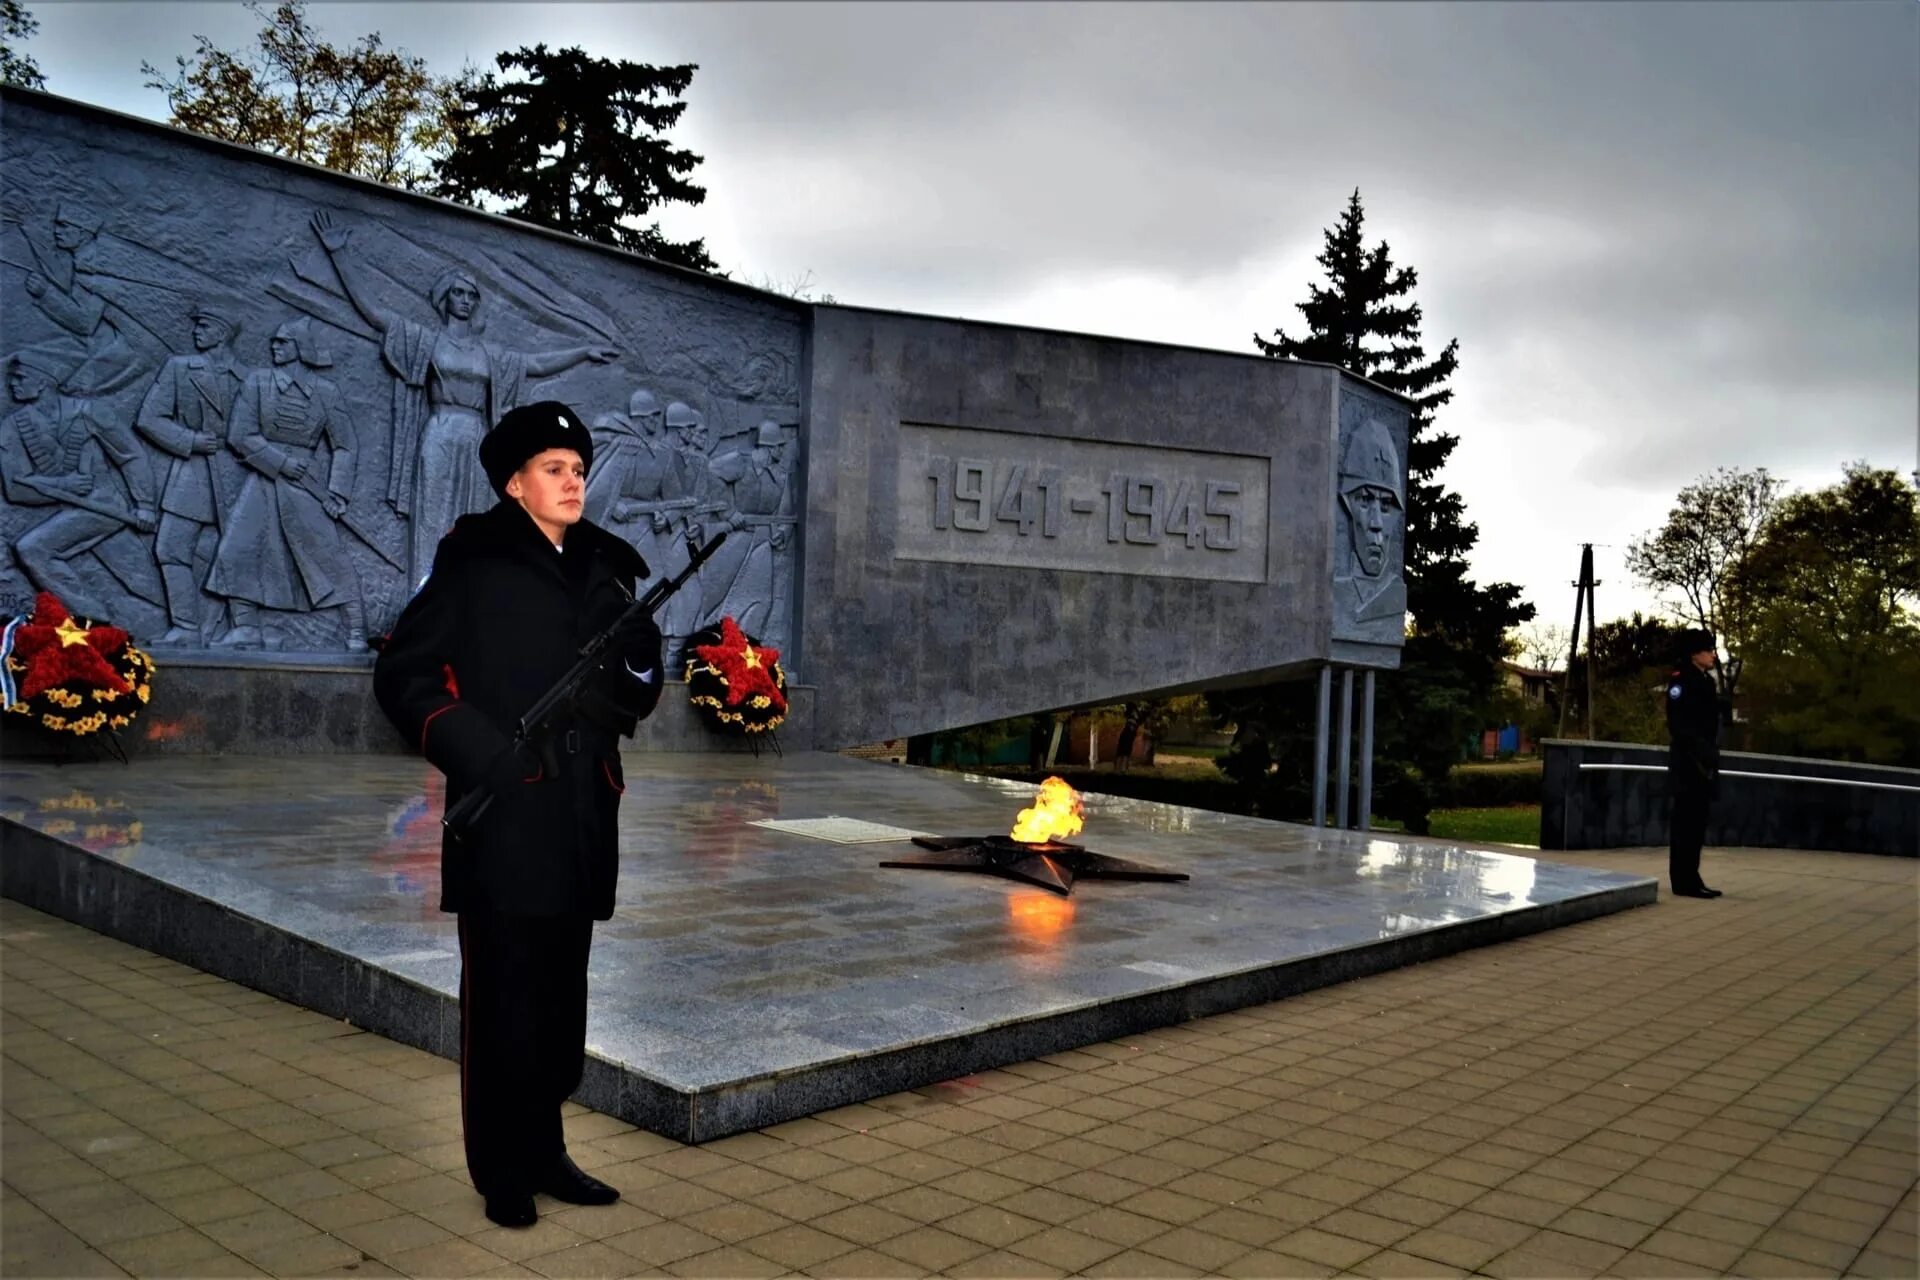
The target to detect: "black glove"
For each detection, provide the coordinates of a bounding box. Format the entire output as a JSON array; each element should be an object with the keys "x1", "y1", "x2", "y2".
[
  {"x1": 612, "y1": 609, "x2": 663, "y2": 665},
  {"x1": 482, "y1": 739, "x2": 543, "y2": 789}
]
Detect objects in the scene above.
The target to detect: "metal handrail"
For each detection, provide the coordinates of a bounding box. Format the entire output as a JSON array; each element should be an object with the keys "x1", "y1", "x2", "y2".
[{"x1": 1577, "y1": 763, "x2": 1920, "y2": 796}]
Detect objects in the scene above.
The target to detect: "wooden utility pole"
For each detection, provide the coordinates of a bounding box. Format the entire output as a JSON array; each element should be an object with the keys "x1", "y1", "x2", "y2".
[
  {"x1": 1556, "y1": 544, "x2": 1600, "y2": 739},
  {"x1": 1584, "y1": 550, "x2": 1599, "y2": 741}
]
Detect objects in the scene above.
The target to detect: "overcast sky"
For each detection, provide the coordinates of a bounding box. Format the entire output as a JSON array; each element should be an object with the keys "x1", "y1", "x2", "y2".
[{"x1": 19, "y1": 0, "x2": 1920, "y2": 640}]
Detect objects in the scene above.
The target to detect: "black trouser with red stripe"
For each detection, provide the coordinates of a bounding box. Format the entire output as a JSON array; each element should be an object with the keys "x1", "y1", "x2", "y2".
[{"x1": 456, "y1": 910, "x2": 593, "y2": 1198}]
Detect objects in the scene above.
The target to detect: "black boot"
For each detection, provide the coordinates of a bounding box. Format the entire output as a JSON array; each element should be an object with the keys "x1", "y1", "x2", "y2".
[
  {"x1": 484, "y1": 1193, "x2": 537, "y2": 1228},
  {"x1": 540, "y1": 1153, "x2": 619, "y2": 1206}
]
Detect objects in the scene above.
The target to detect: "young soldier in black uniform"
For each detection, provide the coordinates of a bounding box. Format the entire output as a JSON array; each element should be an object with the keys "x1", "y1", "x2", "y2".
[
  {"x1": 1666, "y1": 629, "x2": 1724, "y2": 899},
  {"x1": 374, "y1": 401, "x2": 664, "y2": 1228}
]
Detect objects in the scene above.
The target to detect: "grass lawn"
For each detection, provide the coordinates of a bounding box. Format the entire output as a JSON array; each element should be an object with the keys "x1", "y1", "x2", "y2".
[
  {"x1": 1135, "y1": 753, "x2": 1231, "y2": 779},
  {"x1": 1453, "y1": 758, "x2": 1545, "y2": 776},
  {"x1": 1427, "y1": 804, "x2": 1542, "y2": 846},
  {"x1": 1155, "y1": 742, "x2": 1233, "y2": 761}
]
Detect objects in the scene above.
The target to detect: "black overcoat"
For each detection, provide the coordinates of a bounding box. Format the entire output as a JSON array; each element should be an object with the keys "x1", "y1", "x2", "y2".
[
  {"x1": 373, "y1": 501, "x2": 664, "y2": 918},
  {"x1": 1665, "y1": 663, "x2": 1722, "y2": 800}
]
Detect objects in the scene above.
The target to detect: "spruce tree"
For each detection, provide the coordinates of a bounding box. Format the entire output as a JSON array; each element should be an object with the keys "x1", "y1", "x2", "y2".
[
  {"x1": 434, "y1": 44, "x2": 718, "y2": 273},
  {"x1": 1254, "y1": 188, "x2": 1472, "y2": 604},
  {"x1": 1214, "y1": 190, "x2": 1533, "y2": 829}
]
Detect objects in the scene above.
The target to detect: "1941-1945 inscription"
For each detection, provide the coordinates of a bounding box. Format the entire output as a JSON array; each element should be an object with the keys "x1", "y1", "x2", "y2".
[{"x1": 894, "y1": 423, "x2": 1269, "y2": 582}]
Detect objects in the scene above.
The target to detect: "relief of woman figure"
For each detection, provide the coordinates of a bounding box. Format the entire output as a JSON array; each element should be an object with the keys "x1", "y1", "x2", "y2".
[{"x1": 309, "y1": 211, "x2": 620, "y2": 587}]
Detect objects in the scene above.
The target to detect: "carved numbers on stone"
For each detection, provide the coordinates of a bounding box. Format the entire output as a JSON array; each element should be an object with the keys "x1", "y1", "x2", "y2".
[{"x1": 896, "y1": 423, "x2": 1268, "y2": 584}]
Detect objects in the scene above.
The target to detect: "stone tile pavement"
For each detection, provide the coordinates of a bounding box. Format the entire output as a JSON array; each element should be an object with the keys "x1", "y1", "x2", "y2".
[{"x1": 3, "y1": 845, "x2": 1914, "y2": 1278}]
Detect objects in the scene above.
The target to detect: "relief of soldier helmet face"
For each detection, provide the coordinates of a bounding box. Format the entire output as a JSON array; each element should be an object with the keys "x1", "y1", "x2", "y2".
[
  {"x1": 628, "y1": 389, "x2": 664, "y2": 432},
  {"x1": 8, "y1": 364, "x2": 51, "y2": 403},
  {"x1": 664, "y1": 403, "x2": 697, "y2": 446},
  {"x1": 1341, "y1": 483, "x2": 1402, "y2": 579},
  {"x1": 269, "y1": 331, "x2": 298, "y2": 366},
  {"x1": 748, "y1": 426, "x2": 779, "y2": 466},
  {"x1": 1337, "y1": 417, "x2": 1404, "y2": 581}
]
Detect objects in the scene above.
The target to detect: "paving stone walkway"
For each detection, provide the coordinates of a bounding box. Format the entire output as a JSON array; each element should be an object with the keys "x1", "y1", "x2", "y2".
[{"x1": 3, "y1": 845, "x2": 1914, "y2": 1279}]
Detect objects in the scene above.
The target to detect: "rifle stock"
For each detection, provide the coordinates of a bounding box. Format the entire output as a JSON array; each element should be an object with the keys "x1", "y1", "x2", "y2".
[{"x1": 440, "y1": 531, "x2": 727, "y2": 837}]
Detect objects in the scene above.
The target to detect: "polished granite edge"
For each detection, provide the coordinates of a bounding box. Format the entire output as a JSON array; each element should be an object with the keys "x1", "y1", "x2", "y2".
[
  {"x1": 1, "y1": 813, "x2": 774, "y2": 1143},
  {"x1": 3, "y1": 810, "x2": 1654, "y2": 1143},
  {"x1": 1, "y1": 818, "x2": 464, "y2": 1063},
  {"x1": 666, "y1": 877, "x2": 1656, "y2": 1141}
]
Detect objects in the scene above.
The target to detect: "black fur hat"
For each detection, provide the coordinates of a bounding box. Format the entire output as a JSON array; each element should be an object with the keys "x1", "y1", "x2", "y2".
[
  {"x1": 481, "y1": 401, "x2": 594, "y2": 496},
  {"x1": 1676, "y1": 629, "x2": 1717, "y2": 657}
]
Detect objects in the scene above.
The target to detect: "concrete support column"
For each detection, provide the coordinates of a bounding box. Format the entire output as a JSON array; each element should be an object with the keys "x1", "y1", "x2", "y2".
[
  {"x1": 1312, "y1": 665, "x2": 1331, "y2": 828},
  {"x1": 1360, "y1": 669, "x2": 1376, "y2": 833},
  {"x1": 1336, "y1": 668, "x2": 1355, "y2": 829}
]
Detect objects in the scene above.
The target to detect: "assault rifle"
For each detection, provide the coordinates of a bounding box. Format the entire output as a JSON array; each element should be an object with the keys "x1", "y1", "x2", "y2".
[{"x1": 441, "y1": 531, "x2": 727, "y2": 838}]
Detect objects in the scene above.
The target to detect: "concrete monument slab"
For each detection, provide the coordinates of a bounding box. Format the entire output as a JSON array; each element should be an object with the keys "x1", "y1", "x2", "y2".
[{"x1": 1, "y1": 752, "x2": 1656, "y2": 1142}]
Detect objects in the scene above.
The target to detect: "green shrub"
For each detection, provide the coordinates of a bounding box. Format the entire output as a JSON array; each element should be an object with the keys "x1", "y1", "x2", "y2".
[{"x1": 1437, "y1": 763, "x2": 1543, "y2": 808}]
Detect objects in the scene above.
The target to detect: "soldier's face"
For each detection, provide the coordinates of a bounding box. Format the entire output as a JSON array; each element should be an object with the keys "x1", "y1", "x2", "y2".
[
  {"x1": 1691, "y1": 648, "x2": 1717, "y2": 671},
  {"x1": 270, "y1": 336, "x2": 297, "y2": 366},
  {"x1": 8, "y1": 367, "x2": 48, "y2": 403},
  {"x1": 52, "y1": 218, "x2": 89, "y2": 250},
  {"x1": 639, "y1": 412, "x2": 663, "y2": 436},
  {"x1": 507, "y1": 448, "x2": 587, "y2": 540},
  {"x1": 1343, "y1": 484, "x2": 1399, "y2": 578},
  {"x1": 192, "y1": 317, "x2": 228, "y2": 351}
]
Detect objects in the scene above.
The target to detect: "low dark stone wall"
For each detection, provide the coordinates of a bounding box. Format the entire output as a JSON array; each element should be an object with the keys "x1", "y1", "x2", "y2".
[
  {"x1": 1541, "y1": 739, "x2": 1919, "y2": 856},
  {"x1": 1, "y1": 655, "x2": 814, "y2": 756}
]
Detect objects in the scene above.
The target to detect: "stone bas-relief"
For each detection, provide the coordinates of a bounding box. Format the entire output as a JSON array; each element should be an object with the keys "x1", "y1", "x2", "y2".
[
  {"x1": 588, "y1": 391, "x2": 798, "y2": 665},
  {"x1": 203, "y1": 318, "x2": 368, "y2": 651},
  {"x1": 307, "y1": 210, "x2": 620, "y2": 589},
  {"x1": 133, "y1": 302, "x2": 248, "y2": 644},
  {"x1": 1, "y1": 101, "x2": 805, "y2": 664},
  {"x1": 1331, "y1": 394, "x2": 1408, "y2": 643},
  {"x1": 1, "y1": 344, "x2": 164, "y2": 632}
]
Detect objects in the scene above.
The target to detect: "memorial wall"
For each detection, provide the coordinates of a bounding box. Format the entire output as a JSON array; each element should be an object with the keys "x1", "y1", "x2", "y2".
[
  {"x1": 0, "y1": 88, "x2": 805, "y2": 677},
  {"x1": 2, "y1": 87, "x2": 1411, "y2": 753},
  {"x1": 800, "y1": 307, "x2": 1411, "y2": 745}
]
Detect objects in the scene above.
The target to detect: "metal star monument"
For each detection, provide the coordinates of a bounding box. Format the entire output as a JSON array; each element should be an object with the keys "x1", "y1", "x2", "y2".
[{"x1": 880, "y1": 834, "x2": 1189, "y2": 897}]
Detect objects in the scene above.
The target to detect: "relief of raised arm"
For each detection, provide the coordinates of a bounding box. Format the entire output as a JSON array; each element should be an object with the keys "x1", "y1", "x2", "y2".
[{"x1": 310, "y1": 211, "x2": 389, "y2": 334}]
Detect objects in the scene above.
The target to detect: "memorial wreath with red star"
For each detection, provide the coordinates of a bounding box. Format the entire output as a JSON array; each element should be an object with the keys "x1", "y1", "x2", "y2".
[
  {"x1": 684, "y1": 615, "x2": 788, "y2": 736},
  {"x1": 2, "y1": 592, "x2": 157, "y2": 738}
]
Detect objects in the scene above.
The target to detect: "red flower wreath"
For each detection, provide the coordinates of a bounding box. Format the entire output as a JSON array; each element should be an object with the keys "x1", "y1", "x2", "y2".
[
  {"x1": 691, "y1": 616, "x2": 787, "y2": 714},
  {"x1": 3, "y1": 591, "x2": 156, "y2": 742},
  {"x1": 10, "y1": 592, "x2": 132, "y2": 700},
  {"x1": 684, "y1": 615, "x2": 789, "y2": 737}
]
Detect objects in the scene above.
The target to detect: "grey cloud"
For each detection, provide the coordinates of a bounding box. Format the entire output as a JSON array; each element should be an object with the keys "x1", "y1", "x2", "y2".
[{"x1": 23, "y1": 0, "x2": 1917, "y2": 619}]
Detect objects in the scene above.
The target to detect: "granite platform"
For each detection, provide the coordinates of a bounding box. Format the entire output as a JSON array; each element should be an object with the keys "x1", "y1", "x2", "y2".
[{"x1": 0, "y1": 752, "x2": 1656, "y2": 1142}]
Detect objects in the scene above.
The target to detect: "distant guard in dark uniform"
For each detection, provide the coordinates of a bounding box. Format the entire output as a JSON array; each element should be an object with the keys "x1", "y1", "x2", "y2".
[
  {"x1": 1666, "y1": 630, "x2": 1724, "y2": 899},
  {"x1": 373, "y1": 402, "x2": 664, "y2": 1228}
]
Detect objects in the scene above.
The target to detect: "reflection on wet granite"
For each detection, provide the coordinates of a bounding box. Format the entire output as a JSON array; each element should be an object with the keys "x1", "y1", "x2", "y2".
[{"x1": 1, "y1": 752, "x2": 1656, "y2": 1140}]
